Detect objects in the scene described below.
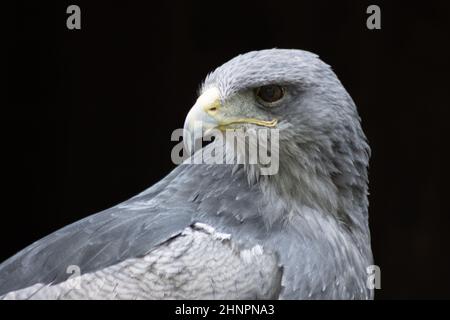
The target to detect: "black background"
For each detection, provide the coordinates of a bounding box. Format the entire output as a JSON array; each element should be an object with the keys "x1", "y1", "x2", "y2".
[{"x1": 6, "y1": 0, "x2": 450, "y2": 299}]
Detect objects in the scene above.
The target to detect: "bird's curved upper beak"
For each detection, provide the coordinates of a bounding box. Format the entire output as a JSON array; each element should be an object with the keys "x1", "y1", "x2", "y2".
[{"x1": 183, "y1": 88, "x2": 222, "y2": 154}]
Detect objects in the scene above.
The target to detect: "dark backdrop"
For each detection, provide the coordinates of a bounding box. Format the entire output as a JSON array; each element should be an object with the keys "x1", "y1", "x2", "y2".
[{"x1": 6, "y1": 0, "x2": 450, "y2": 299}]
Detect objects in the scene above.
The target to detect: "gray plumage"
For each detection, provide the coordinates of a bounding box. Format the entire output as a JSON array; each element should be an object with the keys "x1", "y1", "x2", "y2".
[{"x1": 0, "y1": 49, "x2": 373, "y2": 300}]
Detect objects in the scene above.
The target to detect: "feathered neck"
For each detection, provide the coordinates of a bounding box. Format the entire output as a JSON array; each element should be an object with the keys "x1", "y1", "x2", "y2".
[
  {"x1": 190, "y1": 121, "x2": 370, "y2": 236},
  {"x1": 234, "y1": 122, "x2": 371, "y2": 236}
]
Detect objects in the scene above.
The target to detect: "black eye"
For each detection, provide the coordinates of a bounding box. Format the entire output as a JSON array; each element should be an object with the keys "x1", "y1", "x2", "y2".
[{"x1": 255, "y1": 85, "x2": 284, "y2": 104}]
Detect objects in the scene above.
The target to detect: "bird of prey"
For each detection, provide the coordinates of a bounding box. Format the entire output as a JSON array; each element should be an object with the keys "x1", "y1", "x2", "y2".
[{"x1": 0, "y1": 49, "x2": 373, "y2": 300}]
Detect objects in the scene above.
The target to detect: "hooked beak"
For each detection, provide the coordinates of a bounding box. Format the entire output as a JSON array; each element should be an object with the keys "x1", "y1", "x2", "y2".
[
  {"x1": 183, "y1": 87, "x2": 278, "y2": 154},
  {"x1": 183, "y1": 88, "x2": 222, "y2": 154}
]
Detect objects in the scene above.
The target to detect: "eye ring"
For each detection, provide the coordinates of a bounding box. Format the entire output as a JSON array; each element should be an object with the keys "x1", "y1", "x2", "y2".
[{"x1": 255, "y1": 85, "x2": 285, "y2": 105}]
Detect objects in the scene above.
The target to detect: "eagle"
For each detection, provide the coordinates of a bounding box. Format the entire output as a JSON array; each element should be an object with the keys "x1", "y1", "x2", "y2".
[{"x1": 0, "y1": 49, "x2": 373, "y2": 299}]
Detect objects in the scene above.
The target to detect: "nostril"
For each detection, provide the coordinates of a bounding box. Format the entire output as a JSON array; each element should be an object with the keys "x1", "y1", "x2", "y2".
[{"x1": 204, "y1": 100, "x2": 221, "y2": 113}]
